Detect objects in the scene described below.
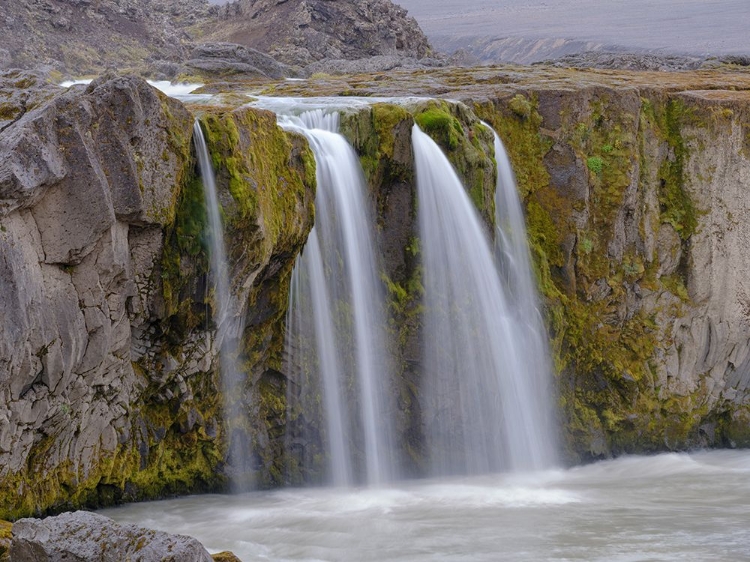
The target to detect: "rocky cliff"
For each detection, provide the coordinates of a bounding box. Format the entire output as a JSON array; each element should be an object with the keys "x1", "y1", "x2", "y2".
[
  {"x1": 2, "y1": 64, "x2": 750, "y2": 518},
  {"x1": 0, "y1": 73, "x2": 314, "y2": 519},
  {"x1": 203, "y1": 0, "x2": 432, "y2": 67},
  {"x1": 0, "y1": 0, "x2": 211, "y2": 76}
]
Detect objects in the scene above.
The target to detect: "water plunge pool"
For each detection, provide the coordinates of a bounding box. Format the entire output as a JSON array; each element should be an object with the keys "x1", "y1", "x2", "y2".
[{"x1": 101, "y1": 450, "x2": 750, "y2": 561}]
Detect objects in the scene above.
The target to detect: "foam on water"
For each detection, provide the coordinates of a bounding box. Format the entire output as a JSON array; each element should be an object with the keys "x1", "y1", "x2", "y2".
[{"x1": 101, "y1": 450, "x2": 750, "y2": 562}]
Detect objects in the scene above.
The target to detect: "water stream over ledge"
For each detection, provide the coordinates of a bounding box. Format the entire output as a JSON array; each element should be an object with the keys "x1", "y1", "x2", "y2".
[
  {"x1": 414, "y1": 124, "x2": 556, "y2": 474},
  {"x1": 101, "y1": 450, "x2": 750, "y2": 561},
  {"x1": 281, "y1": 109, "x2": 395, "y2": 486},
  {"x1": 194, "y1": 121, "x2": 252, "y2": 490}
]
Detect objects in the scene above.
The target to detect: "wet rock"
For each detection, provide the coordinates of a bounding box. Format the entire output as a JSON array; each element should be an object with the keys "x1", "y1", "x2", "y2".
[{"x1": 10, "y1": 511, "x2": 214, "y2": 562}]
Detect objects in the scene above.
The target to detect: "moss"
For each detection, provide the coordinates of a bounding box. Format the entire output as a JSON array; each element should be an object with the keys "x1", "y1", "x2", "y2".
[
  {"x1": 586, "y1": 156, "x2": 604, "y2": 175},
  {"x1": 198, "y1": 107, "x2": 315, "y2": 252},
  {"x1": 642, "y1": 97, "x2": 699, "y2": 240},
  {"x1": 0, "y1": 520, "x2": 11, "y2": 561},
  {"x1": 508, "y1": 94, "x2": 533, "y2": 120},
  {"x1": 212, "y1": 552, "x2": 243, "y2": 562},
  {"x1": 0, "y1": 103, "x2": 20, "y2": 121},
  {"x1": 414, "y1": 101, "x2": 496, "y2": 223},
  {"x1": 0, "y1": 363, "x2": 227, "y2": 521},
  {"x1": 340, "y1": 103, "x2": 414, "y2": 197},
  {"x1": 718, "y1": 407, "x2": 750, "y2": 447},
  {"x1": 414, "y1": 105, "x2": 463, "y2": 150},
  {"x1": 472, "y1": 91, "x2": 719, "y2": 462},
  {"x1": 474, "y1": 94, "x2": 550, "y2": 201}
]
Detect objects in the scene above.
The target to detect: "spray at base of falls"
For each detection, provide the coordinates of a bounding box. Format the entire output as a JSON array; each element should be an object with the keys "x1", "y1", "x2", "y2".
[
  {"x1": 193, "y1": 121, "x2": 253, "y2": 491},
  {"x1": 413, "y1": 123, "x2": 557, "y2": 475},
  {"x1": 282, "y1": 109, "x2": 395, "y2": 486}
]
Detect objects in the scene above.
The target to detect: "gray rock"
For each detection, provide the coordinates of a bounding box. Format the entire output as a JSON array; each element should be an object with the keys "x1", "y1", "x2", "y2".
[
  {"x1": 186, "y1": 42, "x2": 295, "y2": 79},
  {"x1": 209, "y1": 0, "x2": 433, "y2": 67},
  {"x1": 0, "y1": 75, "x2": 193, "y2": 491},
  {"x1": 305, "y1": 55, "x2": 445, "y2": 76},
  {"x1": 10, "y1": 511, "x2": 214, "y2": 561}
]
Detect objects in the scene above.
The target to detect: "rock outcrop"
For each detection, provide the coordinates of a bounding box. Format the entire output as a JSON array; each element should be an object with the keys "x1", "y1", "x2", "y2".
[
  {"x1": 1, "y1": 0, "x2": 433, "y2": 77},
  {"x1": 0, "y1": 75, "x2": 315, "y2": 518},
  {"x1": 9, "y1": 511, "x2": 214, "y2": 561},
  {"x1": 185, "y1": 43, "x2": 297, "y2": 79},
  {"x1": 0, "y1": 0, "x2": 211, "y2": 75},
  {"x1": 204, "y1": 0, "x2": 433, "y2": 67}
]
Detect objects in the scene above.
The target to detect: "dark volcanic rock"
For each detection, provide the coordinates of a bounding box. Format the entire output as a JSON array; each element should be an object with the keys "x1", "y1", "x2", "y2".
[
  {"x1": 545, "y1": 51, "x2": 706, "y2": 71},
  {"x1": 204, "y1": 0, "x2": 433, "y2": 67},
  {"x1": 186, "y1": 42, "x2": 296, "y2": 78},
  {"x1": 10, "y1": 511, "x2": 214, "y2": 561}
]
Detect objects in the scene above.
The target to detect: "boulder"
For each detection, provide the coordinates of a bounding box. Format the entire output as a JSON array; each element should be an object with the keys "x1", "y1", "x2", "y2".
[
  {"x1": 10, "y1": 511, "x2": 214, "y2": 562},
  {"x1": 186, "y1": 42, "x2": 296, "y2": 79}
]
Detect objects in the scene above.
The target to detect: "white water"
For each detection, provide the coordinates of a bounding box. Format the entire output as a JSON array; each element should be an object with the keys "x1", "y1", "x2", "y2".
[
  {"x1": 193, "y1": 122, "x2": 250, "y2": 488},
  {"x1": 282, "y1": 110, "x2": 395, "y2": 486},
  {"x1": 102, "y1": 450, "x2": 750, "y2": 561},
  {"x1": 413, "y1": 124, "x2": 556, "y2": 475},
  {"x1": 489, "y1": 125, "x2": 558, "y2": 468}
]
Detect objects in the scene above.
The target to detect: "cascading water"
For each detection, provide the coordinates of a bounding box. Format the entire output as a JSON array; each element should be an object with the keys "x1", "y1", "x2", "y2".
[
  {"x1": 282, "y1": 109, "x2": 394, "y2": 486},
  {"x1": 413, "y1": 123, "x2": 557, "y2": 475},
  {"x1": 193, "y1": 121, "x2": 251, "y2": 489},
  {"x1": 490, "y1": 126, "x2": 557, "y2": 468}
]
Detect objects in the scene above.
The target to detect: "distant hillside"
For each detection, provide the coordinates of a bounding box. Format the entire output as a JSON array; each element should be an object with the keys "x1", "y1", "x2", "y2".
[
  {"x1": 0, "y1": 0, "x2": 211, "y2": 76},
  {"x1": 394, "y1": 0, "x2": 750, "y2": 63},
  {"x1": 0, "y1": 0, "x2": 432, "y2": 76},
  {"x1": 196, "y1": 0, "x2": 432, "y2": 67}
]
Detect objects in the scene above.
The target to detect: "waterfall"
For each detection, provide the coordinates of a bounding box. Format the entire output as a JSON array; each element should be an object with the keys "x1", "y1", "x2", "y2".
[
  {"x1": 413, "y1": 123, "x2": 557, "y2": 475},
  {"x1": 490, "y1": 126, "x2": 558, "y2": 470},
  {"x1": 193, "y1": 121, "x2": 251, "y2": 490},
  {"x1": 282, "y1": 110, "x2": 395, "y2": 486}
]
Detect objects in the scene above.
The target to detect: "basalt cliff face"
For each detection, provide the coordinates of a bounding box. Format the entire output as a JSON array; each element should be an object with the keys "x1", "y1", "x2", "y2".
[
  {"x1": 2, "y1": 65, "x2": 750, "y2": 518},
  {"x1": 0, "y1": 72, "x2": 315, "y2": 518}
]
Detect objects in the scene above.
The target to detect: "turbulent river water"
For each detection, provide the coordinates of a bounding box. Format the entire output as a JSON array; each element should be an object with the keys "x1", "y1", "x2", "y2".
[{"x1": 101, "y1": 450, "x2": 750, "y2": 561}]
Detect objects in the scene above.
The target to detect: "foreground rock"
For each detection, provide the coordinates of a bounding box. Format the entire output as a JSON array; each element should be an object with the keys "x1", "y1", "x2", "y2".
[
  {"x1": 10, "y1": 511, "x2": 214, "y2": 561},
  {"x1": 0, "y1": 70, "x2": 60, "y2": 133}
]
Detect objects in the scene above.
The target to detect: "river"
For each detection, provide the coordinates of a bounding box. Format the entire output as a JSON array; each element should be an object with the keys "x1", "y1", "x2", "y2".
[{"x1": 102, "y1": 450, "x2": 750, "y2": 561}]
